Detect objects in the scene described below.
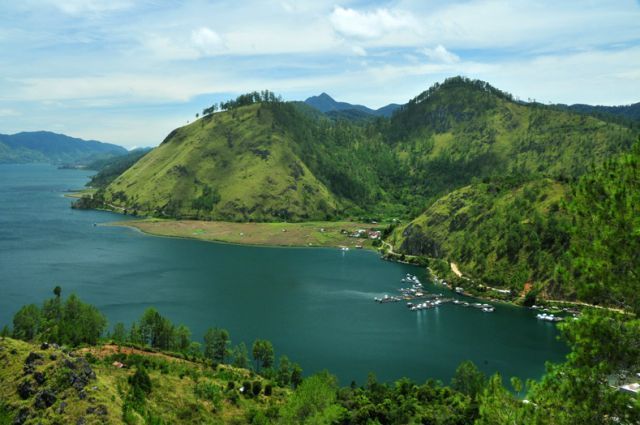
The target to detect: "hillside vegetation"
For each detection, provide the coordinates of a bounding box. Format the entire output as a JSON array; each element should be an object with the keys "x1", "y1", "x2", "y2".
[{"x1": 102, "y1": 103, "x2": 339, "y2": 221}]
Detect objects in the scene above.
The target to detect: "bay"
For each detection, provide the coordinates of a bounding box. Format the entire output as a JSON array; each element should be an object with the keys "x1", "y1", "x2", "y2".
[{"x1": 0, "y1": 163, "x2": 567, "y2": 385}]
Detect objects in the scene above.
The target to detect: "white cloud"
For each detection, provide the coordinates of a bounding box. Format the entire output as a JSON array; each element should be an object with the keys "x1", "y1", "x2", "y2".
[
  {"x1": 190, "y1": 27, "x2": 225, "y2": 56},
  {"x1": 421, "y1": 45, "x2": 459, "y2": 64},
  {"x1": 142, "y1": 27, "x2": 226, "y2": 61},
  {"x1": 351, "y1": 46, "x2": 367, "y2": 56},
  {"x1": 329, "y1": 6, "x2": 417, "y2": 40}
]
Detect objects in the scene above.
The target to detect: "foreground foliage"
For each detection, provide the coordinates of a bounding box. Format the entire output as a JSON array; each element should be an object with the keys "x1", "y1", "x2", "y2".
[{"x1": 2, "y1": 291, "x2": 639, "y2": 424}]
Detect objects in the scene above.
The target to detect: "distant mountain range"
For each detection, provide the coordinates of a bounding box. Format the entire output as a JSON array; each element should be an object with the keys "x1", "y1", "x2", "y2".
[
  {"x1": 555, "y1": 102, "x2": 640, "y2": 124},
  {"x1": 304, "y1": 93, "x2": 401, "y2": 118},
  {"x1": 0, "y1": 131, "x2": 127, "y2": 165}
]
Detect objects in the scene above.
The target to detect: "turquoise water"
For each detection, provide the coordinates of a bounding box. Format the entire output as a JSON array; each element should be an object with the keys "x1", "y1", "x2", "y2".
[{"x1": 0, "y1": 164, "x2": 567, "y2": 385}]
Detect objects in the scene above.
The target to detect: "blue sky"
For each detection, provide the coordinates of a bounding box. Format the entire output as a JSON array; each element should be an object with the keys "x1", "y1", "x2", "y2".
[{"x1": 1, "y1": 0, "x2": 639, "y2": 149}]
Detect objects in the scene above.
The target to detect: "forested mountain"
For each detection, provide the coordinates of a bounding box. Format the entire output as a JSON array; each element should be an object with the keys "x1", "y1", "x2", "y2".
[
  {"x1": 388, "y1": 80, "x2": 639, "y2": 299},
  {"x1": 0, "y1": 131, "x2": 127, "y2": 165},
  {"x1": 304, "y1": 92, "x2": 400, "y2": 117}
]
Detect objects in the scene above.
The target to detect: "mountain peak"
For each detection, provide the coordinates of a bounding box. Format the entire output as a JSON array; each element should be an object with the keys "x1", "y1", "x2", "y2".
[{"x1": 304, "y1": 93, "x2": 400, "y2": 117}]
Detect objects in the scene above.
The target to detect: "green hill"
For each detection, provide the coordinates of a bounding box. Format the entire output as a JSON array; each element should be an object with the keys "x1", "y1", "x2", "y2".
[
  {"x1": 101, "y1": 103, "x2": 339, "y2": 221},
  {"x1": 86, "y1": 148, "x2": 152, "y2": 189},
  {"x1": 389, "y1": 178, "x2": 572, "y2": 297},
  {"x1": 387, "y1": 77, "x2": 637, "y2": 210}
]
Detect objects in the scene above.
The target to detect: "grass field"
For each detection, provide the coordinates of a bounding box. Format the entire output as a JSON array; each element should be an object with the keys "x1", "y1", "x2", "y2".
[{"x1": 113, "y1": 219, "x2": 381, "y2": 249}]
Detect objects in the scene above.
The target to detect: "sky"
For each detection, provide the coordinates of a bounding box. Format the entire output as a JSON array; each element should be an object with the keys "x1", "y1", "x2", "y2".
[{"x1": 1, "y1": 0, "x2": 639, "y2": 149}]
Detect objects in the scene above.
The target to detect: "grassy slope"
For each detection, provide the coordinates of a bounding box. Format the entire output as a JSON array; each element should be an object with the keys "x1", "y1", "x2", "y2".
[
  {"x1": 114, "y1": 219, "x2": 377, "y2": 249},
  {"x1": 389, "y1": 179, "x2": 571, "y2": 294},
  {"x1": 0, "y1": 337, "x2": 288, "y2": 425},
  {"x1": 104, "y1": 104, "x2": 338, "y2": 222}
]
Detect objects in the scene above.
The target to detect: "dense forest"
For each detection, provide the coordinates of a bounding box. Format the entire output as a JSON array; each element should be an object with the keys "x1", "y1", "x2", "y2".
[{"x1": 2, "y1": 284, "x2": 639, "y2": 424}]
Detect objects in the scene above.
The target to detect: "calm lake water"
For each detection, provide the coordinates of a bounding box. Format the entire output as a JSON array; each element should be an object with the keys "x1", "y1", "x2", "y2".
[{"x1": 0, "y1": 164, "x2": 567, "y2": 385}]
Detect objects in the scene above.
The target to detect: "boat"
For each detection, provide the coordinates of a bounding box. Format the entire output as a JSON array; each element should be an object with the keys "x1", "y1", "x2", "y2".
[
  {"x1": 341, "y1": 246, "x2": 349, "y2": 251},
  {"x1": 536, "y1": 313, "x2": 563, "y2": 322},
  {"x1": 482, "y1": 306, "x2": 495, "y2": 313}
]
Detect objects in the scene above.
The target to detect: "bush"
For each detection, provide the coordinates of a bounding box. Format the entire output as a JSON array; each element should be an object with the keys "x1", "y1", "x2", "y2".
[
  {"x1": 242, "y1": 381, "x2": 252, "y2": 396},
  {"x1": 252, "y1": 380, "x2": 262, "y2": 396}
]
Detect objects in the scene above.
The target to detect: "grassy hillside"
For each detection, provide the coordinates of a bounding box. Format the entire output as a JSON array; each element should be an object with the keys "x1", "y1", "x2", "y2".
[
  {"x1": 0, "y1": 337, "x2": 288, "y2": 425},
  {"x1": 389, "y1": 178, "x2": 572, "y2": 296},
  {"x1": 86, "y1": 149, "x2": 152, "y2": 189},
  {"x1": 102, "y1": 104, "x2": 339, "y2": 221}
]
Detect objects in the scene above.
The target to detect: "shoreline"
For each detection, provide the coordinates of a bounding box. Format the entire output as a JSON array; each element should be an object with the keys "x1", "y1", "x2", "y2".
[
  {"x1": 82, "y1": 202, "x2": 627, "y2": 316},
  {"x1": 107, "y1": 218, "x2": 381, "y2": 251}
]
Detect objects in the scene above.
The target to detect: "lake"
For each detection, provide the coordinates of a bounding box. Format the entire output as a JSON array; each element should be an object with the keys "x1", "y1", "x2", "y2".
[{"x1": 0, "y1": 163, "x2": 567, "y2": 385}]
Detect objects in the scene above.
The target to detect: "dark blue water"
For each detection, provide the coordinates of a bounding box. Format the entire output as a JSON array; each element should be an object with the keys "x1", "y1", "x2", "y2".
[{"x1": 0, "y1": 164, "x2": 567, "y2": 385}]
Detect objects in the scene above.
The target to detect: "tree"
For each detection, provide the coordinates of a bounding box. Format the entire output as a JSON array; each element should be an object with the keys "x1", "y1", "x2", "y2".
[
  {"x1": 569, "y1": 141, "x2": 640, "y2": 313},
  {"x1": 128, "y1": 366, "x2": 152, "y2": 406},
  {"x1": 290, "y1": 363, "x2": 303, "y2": 389},
  {"x1": 173, "y1": 324, "x2": 191, "y2": 352},
  {"x1": 111, "y1": 322, "x2": 127, "y2": 344},
  {"x1": 279, "y1": 371, "x2": 344, "y2": 424},
  {"x1": 59, "y1": 294, "x2": 107, "y2": 346},
  {"x1": 277, "y1": 355, "x2": 291, "y2": 387},
  {"x1": 450, "y1": 360, "x2": 486, "y2": 400},
  {"x1": 139, "y1": 308, "x2": 174, "y2": 350},
  {"x1": 186, "y1": 341, "x2": 202, "y2": 359},
  {"x1": 53, "y1": 286, "x2": 62, "y2": 298},
  {"x1": 252, "y1": 339, "x2": 274, "y2": 372},
  {"x1": 12, "y1": 304, "x2": 41, "y2": 341},
  {"x1": 232, "y1": 342, "x2": 249, "y2": 369},
  {"x1": 524, "y1": 311, "x2": 640, "y2": 424},
  {"x1": 0, "y1": 325, "x2": 10, "y2": 338},
  {"x1": 203, "y1": 328, "x2": 230, "y2": 365}
]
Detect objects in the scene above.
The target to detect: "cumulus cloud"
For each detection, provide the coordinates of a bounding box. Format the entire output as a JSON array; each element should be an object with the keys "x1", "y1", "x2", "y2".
[
  {"x1": 421, "y1": 45, "x2": 459, "y2": 64},
  {"x1": 330, "y1": 6, "x2": 416, "y2": 39}
]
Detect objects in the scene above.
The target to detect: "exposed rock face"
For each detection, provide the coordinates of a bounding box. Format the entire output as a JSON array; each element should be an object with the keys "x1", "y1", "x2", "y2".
[
  {"x1": 17, "y1": 380, "x2": 36, "y2": 399},
  {"x1": 25, "y1": 352, "x2": 43, "y2": 365},
  {"x1": 34, "y1": 389, "x2": 57, "y2": 409},
  {"x1": 12, "y1": 407, "x2": 30, "y2": 425},
  {"x1": 62, "y1": 357, "x2": 96, "y2": 391},
  {"x1": 399, "y1": 223, "x2": 444, "y2": 258}
]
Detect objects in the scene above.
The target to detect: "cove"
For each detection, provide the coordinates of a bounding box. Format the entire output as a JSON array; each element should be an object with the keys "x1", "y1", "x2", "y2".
[{"x1": 0, "y1": 164, "x2": 568, "y2": 385}]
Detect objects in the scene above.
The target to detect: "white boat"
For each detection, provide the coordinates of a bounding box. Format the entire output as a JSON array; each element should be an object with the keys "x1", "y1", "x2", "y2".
[
  {"x1": 536, "y1": 313, "x2": 563, "y2": 322},
  {"x1": 482, "y1": 306, "x2": 495, "y2": 313}
]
